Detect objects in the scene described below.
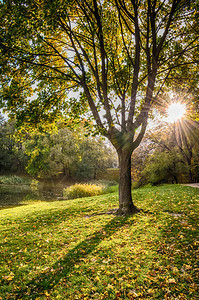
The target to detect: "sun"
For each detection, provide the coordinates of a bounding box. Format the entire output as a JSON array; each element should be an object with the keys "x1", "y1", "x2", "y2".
[{"x1": 167, "y1": 102, "x2": 186, "y2": 123}]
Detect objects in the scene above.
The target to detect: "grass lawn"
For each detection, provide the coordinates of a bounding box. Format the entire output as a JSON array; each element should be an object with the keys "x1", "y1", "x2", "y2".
[{"x1": 0, "y1": 184, "x2": 198, "y2": 299}]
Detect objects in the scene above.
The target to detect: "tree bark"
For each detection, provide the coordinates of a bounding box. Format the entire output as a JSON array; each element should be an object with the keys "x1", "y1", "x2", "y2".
[
  {"x1": 187, "y1": 161, "x2": 193, "y2": 183},
  {"x1": 116, "y1": 151, "x2": 140, "y2": 216}
]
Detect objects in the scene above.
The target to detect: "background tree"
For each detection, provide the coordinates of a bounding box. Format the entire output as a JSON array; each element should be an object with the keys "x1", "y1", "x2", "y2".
[
  {"x1": 151, "y1": 121, "x2": 199, "y2": 181},
  {"x1": 0, "y1": 0, "x2": 198, "y2": 214},
  {"x1": 131, "y1": 139, "x2": 151, "y2": 182},
  {"x1": 137, "y1": 120, "x2": 199, "y2": 185},
  {"x1": 141, "y1": 151, "x2": 181, "y2": 185},
  {"x1": 0, "y1": 116, "x2": 27, "y2": 173},
  {"x1": 25, "y1": 126, "x2": 117, "y2": 179},
  {"x1": 76, "y1": 136, "x2": 117, "y2": 179}
]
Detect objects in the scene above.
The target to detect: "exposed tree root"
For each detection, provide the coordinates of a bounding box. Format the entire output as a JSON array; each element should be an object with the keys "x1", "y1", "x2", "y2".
[
  {"x1": 84, "y1": 209, "x2": 118, "y2": 218},
  {"x1": 115, "y1": 203, "x2": 140, "y2": 216}
]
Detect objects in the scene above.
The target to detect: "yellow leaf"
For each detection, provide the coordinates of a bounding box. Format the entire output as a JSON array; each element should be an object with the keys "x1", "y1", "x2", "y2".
[
  {"x1": 4, "y1": 272, "x2": 15, "y2": 281},
  {"x1": 107, "y1": 284, "x2": 114, "y2": 289},
  {"x1": 147, "y1": 289, "x2": 154, "y2": 294},
  {"x1": 168, "y1": 278, "x2": 176, "y2": 284},
  {"x1": 95, "y1": 276, "x2": 100, "y2": 281},
  {"x1": 184, "y1": 264, "x2": 192, "y2": 270},
  {"x1": 172, "y1": 267, "x2": 179, "y2": 274}
]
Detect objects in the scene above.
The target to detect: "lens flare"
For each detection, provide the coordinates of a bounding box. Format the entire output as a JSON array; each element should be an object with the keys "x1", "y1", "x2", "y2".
[{"x1": 167, "y1": 102, "x2": 186, "y2": 123}]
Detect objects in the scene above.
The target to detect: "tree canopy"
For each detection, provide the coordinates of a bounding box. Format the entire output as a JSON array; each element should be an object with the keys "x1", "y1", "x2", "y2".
[
  {"x1": 139, "y1": 120, "x2": 199, "y2": 185},
  {"x1": 0, "y1": 117, "x2": 117, "y2": 179},
  {"x1": 0, "y1": 0, "x2": 198, "y2": 214},
  {"x1": 0, "y1": 116, "x2": 28, "y2": 173},
  {"x1": 25, "y1": 126, "x2": 117, "y2": 179}
]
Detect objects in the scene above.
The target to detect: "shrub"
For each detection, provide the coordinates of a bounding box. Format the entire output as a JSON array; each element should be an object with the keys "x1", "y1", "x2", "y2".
[
  {"x1": 0, "y1": 175, "x2": 31, "y2": 185},
  {"x1": 63, "y1": 183, "x2": 105, "y2": 199},
  {"x1": 30, "y1": 179, "x2": 39, "y2": 191},
  {"x1": 131, "y1": 181, "x2": 140, "y2": 189}
]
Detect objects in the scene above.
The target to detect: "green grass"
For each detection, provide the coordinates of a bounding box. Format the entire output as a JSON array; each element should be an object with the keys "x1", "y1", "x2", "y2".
[{"x1": 0, "y1": 184, "x2": 198, "y2": 299}]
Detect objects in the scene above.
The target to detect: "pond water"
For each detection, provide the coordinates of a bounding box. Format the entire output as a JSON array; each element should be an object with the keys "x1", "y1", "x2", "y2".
[{"x1": 0, "y1": 184, "x2": 65, "y2": 209}]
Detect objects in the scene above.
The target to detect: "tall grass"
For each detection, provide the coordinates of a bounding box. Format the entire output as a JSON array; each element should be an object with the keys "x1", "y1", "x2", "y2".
[
  {"x1": 63, "y1": 182, "x2": 118, "y2": 199},
  {"x1": 63, "y1": 183, "x2": 105, "y2": 199}
]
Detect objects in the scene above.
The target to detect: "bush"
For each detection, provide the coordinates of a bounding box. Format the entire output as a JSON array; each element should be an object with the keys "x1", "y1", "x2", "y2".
[
  {"x1": 131, "y1": 181, "x2": 140, "y2": 189},
  {"x1": 0, "y1": 175, "x2": 31, "y2": 185},
  {"x1": 63, "y1": 183, "x2": 105, "y2": 199}
]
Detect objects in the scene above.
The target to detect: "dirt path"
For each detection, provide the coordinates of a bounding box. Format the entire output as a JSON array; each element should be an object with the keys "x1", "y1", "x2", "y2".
[{"x1": 183, "y1": 183, "x2": 199, "y2": 188}]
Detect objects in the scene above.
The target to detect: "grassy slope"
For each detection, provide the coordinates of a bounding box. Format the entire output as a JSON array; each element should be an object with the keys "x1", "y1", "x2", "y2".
[{"x1": 0, "y1": 184, "x2": 198, "y2": 300}]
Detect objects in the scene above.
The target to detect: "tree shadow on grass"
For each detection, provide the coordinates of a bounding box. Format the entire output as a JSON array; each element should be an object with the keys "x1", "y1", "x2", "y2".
[{"x1": 16, "y1": 216, "x2": 131, "y2": 299}]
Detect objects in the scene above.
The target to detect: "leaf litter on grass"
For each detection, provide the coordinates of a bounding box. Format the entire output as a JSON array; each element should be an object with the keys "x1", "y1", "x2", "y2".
[{"x1": 0, "y1": 184, "x2": 198, "y2": 299}]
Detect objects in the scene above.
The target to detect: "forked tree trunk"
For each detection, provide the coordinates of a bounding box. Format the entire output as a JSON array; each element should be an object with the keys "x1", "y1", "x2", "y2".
[{"x1": 116, "y1": 151, "x2": 140, "y2": 216}]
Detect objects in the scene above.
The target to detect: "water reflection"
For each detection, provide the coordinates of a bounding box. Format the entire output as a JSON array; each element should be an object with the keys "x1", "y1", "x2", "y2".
[{"x1": 0, "y1": 184, "x2": 64, "y2": 209}]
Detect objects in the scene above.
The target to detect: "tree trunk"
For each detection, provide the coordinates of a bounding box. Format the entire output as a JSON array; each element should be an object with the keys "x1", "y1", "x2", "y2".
[
  {"x1": 116, "y1": 151, "x2": 140, "y2": 216},
  {"x1": 186, "y1": 158, "x2": 193, "y2": 183},
  {"x1": 188, "y1": 168, "x2": 193, "y2": 183}
]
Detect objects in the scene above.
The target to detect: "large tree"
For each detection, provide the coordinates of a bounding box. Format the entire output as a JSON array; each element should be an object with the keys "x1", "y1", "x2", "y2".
[{"x1": 0, "y1": 0, "x2": 198, "y2": 214}]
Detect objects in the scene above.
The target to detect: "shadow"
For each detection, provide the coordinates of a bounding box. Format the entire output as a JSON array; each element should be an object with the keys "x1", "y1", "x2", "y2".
[{"x1": 15, "y1": 216, "x2": 131, "y2": 299}]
